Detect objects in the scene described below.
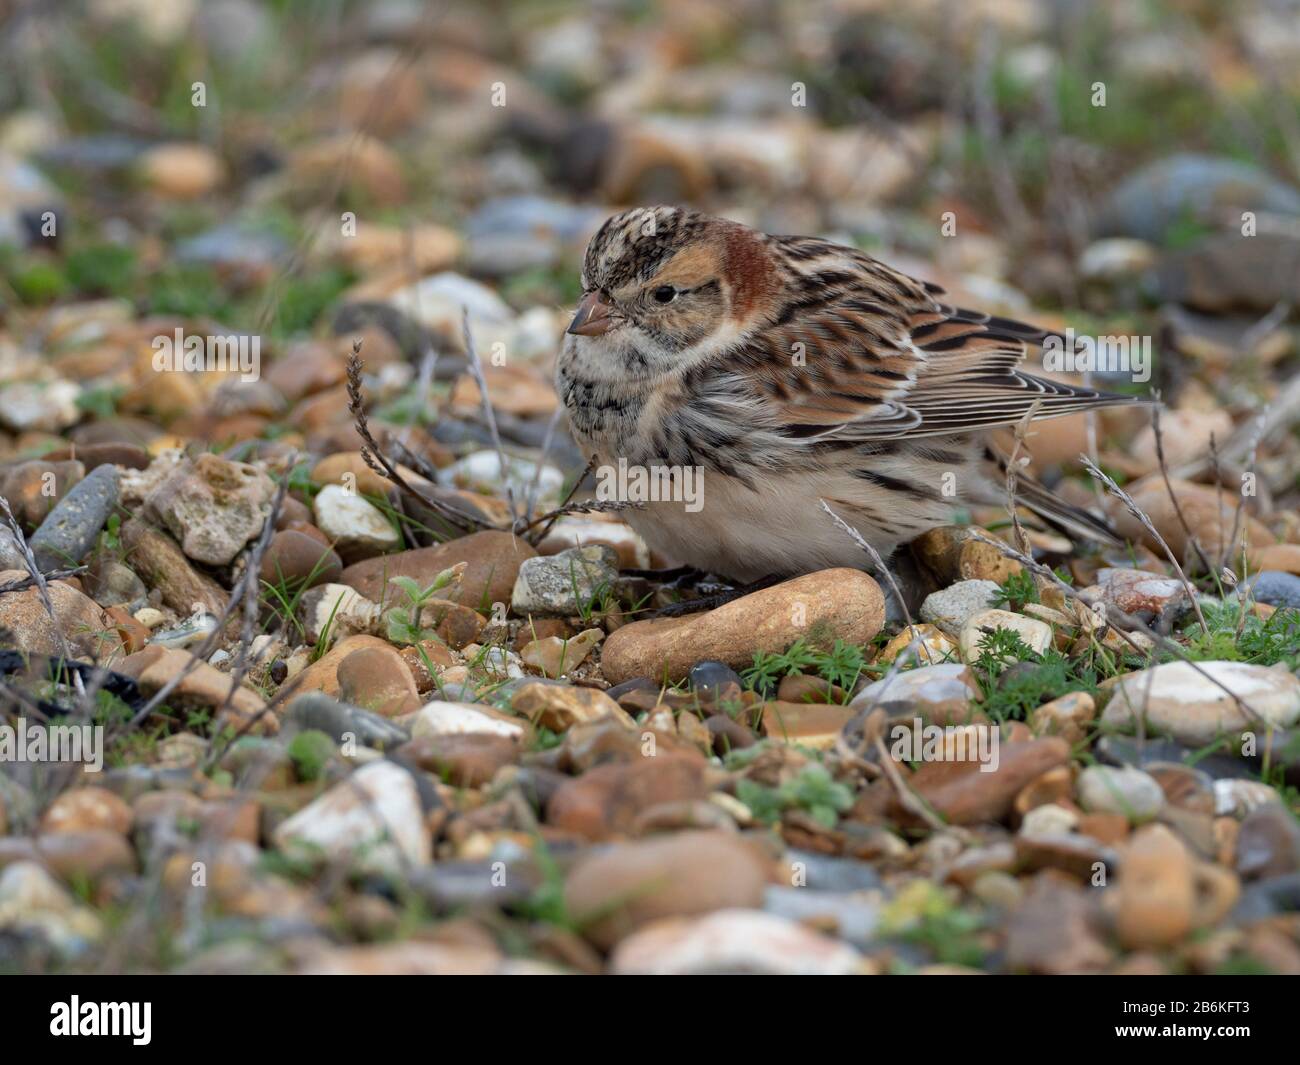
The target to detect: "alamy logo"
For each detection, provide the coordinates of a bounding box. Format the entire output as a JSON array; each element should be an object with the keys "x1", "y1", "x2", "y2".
[
  {"x1": 1041, "y1": 328, "x2": 1151, "y2": 383},
  {"x1": 50, "y1": 997, "x2": 151, "y2": 1045},
  {"x1": 889, "y1": 717, "x2": 1000, "y2": 773},
  {"x1": 152, "y1": 327, "x2": 260, "y2": 382},
  {"x1": 595, "y1": 458, "x2": 704, "y2": 513},
  {"x1": 0, "y1": 720, "x2": 103, "y2": 772}
]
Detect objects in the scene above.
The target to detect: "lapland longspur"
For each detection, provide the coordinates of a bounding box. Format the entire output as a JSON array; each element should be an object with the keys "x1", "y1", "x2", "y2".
[{"x1": 557, "y1": 206, "x2": 1142, "y2": 583}]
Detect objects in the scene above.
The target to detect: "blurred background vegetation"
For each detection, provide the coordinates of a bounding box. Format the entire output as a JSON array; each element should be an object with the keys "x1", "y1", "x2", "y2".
[{"x1": 0, "y1": 0, "x2": 1298, "y2": 387}]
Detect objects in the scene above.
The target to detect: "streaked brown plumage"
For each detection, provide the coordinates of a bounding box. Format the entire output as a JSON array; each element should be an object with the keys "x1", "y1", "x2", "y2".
[{"x1": 557, "y1": 206, "x2": 1142, "y2": 582}]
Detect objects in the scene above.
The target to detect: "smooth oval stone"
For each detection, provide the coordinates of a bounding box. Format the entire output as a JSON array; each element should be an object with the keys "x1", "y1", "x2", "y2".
[
  {"x1": 689, "y1": 660, "x2": 743, "y2": 700},
  {"x1": 1240, "y1": 571, "x2": 1300, "y2": 610},
  {"x1": 30, "y1": 463, "x2": 119, "y2": 572},
  {"x1": 601, "y1": 569, "x2": 885, "y2": 685}
]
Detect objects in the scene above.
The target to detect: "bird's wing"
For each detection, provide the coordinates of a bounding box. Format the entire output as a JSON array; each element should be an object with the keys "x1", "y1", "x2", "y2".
[{"x1": 725, "y1": 248, "x2": 1143, "y2": 442}]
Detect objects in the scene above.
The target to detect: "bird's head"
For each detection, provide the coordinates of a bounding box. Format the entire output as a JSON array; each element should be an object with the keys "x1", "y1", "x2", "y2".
[{"x1": 566, "y1": 206, "x2": 778, "y2": 376}]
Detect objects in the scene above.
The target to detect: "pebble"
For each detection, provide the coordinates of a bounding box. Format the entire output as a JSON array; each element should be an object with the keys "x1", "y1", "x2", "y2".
[
  {"x1": 875, "y1": 623, "x2": 958, "y2": 667},
  {"x1": 1214, "y1": 778, "x2": 1281, "y2": 818},
  {"x1": 1098, "y1": 153, "x2": 1300, "y2": 242},
  {"x1": 144, "y1": 454, "x2": 277, "y2": 566},
  {"x1": 912, "y1": 525, "x2": 1021, "y2": 585},
  {"x1": 970, "y1": 870, "x2": 1024, "y2": 911},
  {"x1": 1079, "y1": 567, "x2": 1190, "y2": 626},
  {"x1": 782, "y1": 850, "x2": 885, "y2": 893},
  {"x1": 29, "y1": 464, "x2": 119, "y2": 573},
  {"x1": 0, "y1": 861, "x2": 102, "y2": 957},
  {"x1": 38, "y1": 787, "x2": 132, "y2": 837},
  {"x1": 1078, "y1": 237, "x2": 1157, "y2": 280},
  {"x1": 1110, "y1": 478, "x2": 1273, "y2": 563},
  {"x1": 689, "y1": 661, "x2": 745, "y2": 704},
  {"x1": 511, "y1": 545, "x2": 620, "y2": 617},
  {"x1": 2, "y1": 458, "x2": 83, "y2": 526},
  {"x1": 120, "y1": 517, "x2": 226, "y2": 616},
  {"x1": 438, "y1": 450, "x2": 565, "y2": 500},
  {"x1": 1249, "y1": 543, "x2": 1300, "y2": 576},
  {"x1": 1162, "y1": 303, "x2": 1293, "y2": 367},
  {"x1": 175, "y1": 224, "x2": 286, "y2": 282},
  {"x1": 35, "y1": 830, "x2": 136, "y2": 883},
  {"x1": 138, "y1": 142, "x2": 225, "y2": 199},
  {"x1": 334, "y1": 222, "x2": 460, "y2": 275},
  {"x1": 1102, "y1": 661, "x2": 1300, "y2": 745},
  {"x1": 1028, "y1": 691, "x2": 1096, "y2": 743},
  {"x1": 337, "y1": 644, "x2": 422, "y2": 717},
  {"x1": 388, "y1": 273, "x2": 513, "y2": 342},
  {"x1": 548, "y1": 756, "x2": 715, "y2": 841},
  {"x1": 1114, "y1": 823, "x2": 1239, "y2": 949},
  {"x1": 1077, "y1": 765, "x2": 1165, "y2": 823},
  {"x1": 0, "y1": 151, "x2": 62, "y2": 247},
  {"x1": 86, "y1": 560, "x2": 147, "y2": 610},
  {"x1": 0, "y1": 380, "x2": 81, "y2": 433},
  {"x1": 919, "y1": 579, "x2": 1002, "y2": 636},
  {"x1": 892, "y1": 737, "x2": 1071, "y2": 827},
  {"x1": 610, "y1": 909, "x2": 864, "y2": 975},
  {"x1": 132, "y1": 607, "x2": 165, "y2": 629},
  {"x1": 1014, "y1": 830, "x2": 1118, "y2": 882},
  {"x1": 283, "y1": 692, "x2": 409, "y2": 751},
  {"x1": 273, "y1": 761, "x2": 429, "y2": 871},
  {"x1": 851, "y1": 662, "x2": 982, "y2": 724},
  {"x1": 398, "y1": 640, "x2": 456, "y2": 690},
  {"x1": 310, "y1": 452, "x2": 399, "y2": 499},
  {"x1": 1129, "y1": 409, "x2": 1234, "y2": 475},
  {"x1": 563, "y1": 831, "x2": 770, "y2": 949},
  {"x1": 763, "y1": 885, "x2": 881, "y2": 946},
  {"x1": 705, "y1": 714, "x2": 757, "y2": 754},
  {"x1": 0, "y1": 527, "x2": 25, "y2": 571},
  {"x1": 410, "y1": 701, "x2": 528, "y2": 741},
  {"x1": 298, "y1": 941, "x2": 504, "y2": 976},
  {"x1": 535, "y1": 517, "x2": 650, "y2": 570},
  {"x1": 340, "y1": 531, "x2": 534, "y2": 613},
  {"x1": 602, "y1": 569, "x2": 885, "y2": 685},
  {"x1": 287, "y1": 634, "x2": 393, "y2": 698},
  {"x1": 396, "y1": 733, "x2": 518, "y2": 788},
  {"x1": 1004, "y1": 874, "x2": 1112, "y2": 974},
  {"x1": 48, "y1": 442, "x2": 150, "y2": 472},
  {"x1": 958, "y1": 608, "x2": 1053, "y2": 663},
  {"x1": 0, "y1": 573, "x2": 112, "y2": 659},
  {"x1": 156, "y1": 732, "x2": 208, "y2": 769},
  {"x1": 116, "y1": 645, "x2": 269, "y2": 733},
  {"x1": 299, "y1": 583, "x2": 380, "y2": 645},
  {"x1": 776, "y1": 673, "x2": 844, "y2": 704},
  {"x1": 260, "y1": 530, "x2": 343, "y2": 590},
  {"x1": 414, "y1": 599, "x2": 485, "y2": 650},
  {"x1": 760, "y1": 701, "x2": 856, "y2": 748},
  {"x1": 1238, "y1": 570, "x2": 1300, "y2": 610},
  {"x1": 518, "y1": 627, "x2": 603, "y2": 677},
  {"x1": 1235, "y1": 804, "x2": 1300, "y2": 880},
  {"x1": 462, "y1": 644, "x2": 525, "y2": 680},
  {"x1": 509, "y1": 679, "x2": 630, "y2": 731},
  {"x1": 312, "y1": 483, "x2": 400, "y2": 557},
  {"x1": 1020, "y1": 804, "x2": 1080, "y2": 836},
  {"x1": 148, "y1": 611, "x2": 218, "y2": 649}
]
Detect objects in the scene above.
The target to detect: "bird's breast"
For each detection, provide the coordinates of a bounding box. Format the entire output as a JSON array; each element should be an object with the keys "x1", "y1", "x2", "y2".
[{"x1": 556, "y1": 353, "x2": 652, "y2": 453}]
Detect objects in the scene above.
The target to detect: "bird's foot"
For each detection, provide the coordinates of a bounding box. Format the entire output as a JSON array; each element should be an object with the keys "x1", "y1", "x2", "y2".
[
  {"x1": 650, "y1": 574, "x2": 782, "y2": 618},
  {"x1": 621, "y1": 565, "x2": 710, "y2": 591}
]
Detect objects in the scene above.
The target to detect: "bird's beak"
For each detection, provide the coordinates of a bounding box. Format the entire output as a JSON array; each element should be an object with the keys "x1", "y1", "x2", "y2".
[{"x1": 566, "y1": 291, "x2": 615, "y2": 337}]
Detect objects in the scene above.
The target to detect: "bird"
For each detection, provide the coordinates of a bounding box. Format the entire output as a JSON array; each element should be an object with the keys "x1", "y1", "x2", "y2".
[{"x1": 556, "y1": 205, "x2": 1144, "y2": 586}]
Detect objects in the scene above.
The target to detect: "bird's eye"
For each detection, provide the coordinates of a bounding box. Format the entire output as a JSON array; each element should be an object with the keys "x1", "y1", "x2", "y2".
[{"x1": 652, "y1": 285, "x2": 676, "y2": 304}]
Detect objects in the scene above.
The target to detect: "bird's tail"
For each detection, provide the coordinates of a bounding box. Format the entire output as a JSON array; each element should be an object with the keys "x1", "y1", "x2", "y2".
[{"x1": 987, "y1": 449, "x2": 1125, "y2": 547}]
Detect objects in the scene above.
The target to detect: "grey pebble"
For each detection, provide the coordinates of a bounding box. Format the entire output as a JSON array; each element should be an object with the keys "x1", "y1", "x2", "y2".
[{"x1": 30, "y1": 464, "x2": 119, "y2": 573}]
